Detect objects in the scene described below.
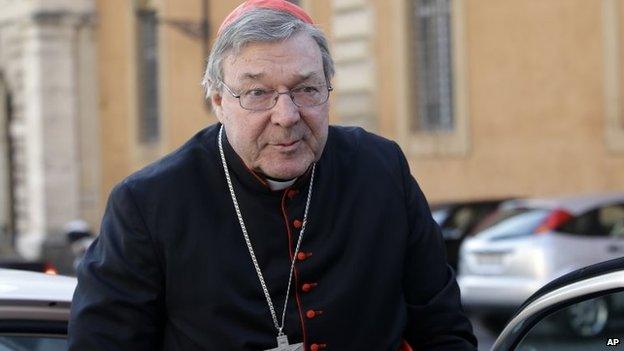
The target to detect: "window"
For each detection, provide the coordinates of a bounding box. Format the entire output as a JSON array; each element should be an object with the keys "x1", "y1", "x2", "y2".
[
  {"x1": 0, "y1": 335, "x2": 66, "y2": 351},
  {"x1": 517, "y1": 291, "x2": 624, "y2": 346},
  {"x1": 473, "y1": 208, "x2": 551, "y2": 241},
  {"x1": 559, "y1": 204, "x2": 624, "y2": 237},
  {"x1": 136, "y1": 6, "x2": 160, "y2": 143},
  {"x1": 398, "y1": 0, "x2": 468, "y2": 156},
  {"x1": 409, "y1": 0, "x2": 454, "y2": 132},
  {"x1": 600, "y1": 204, "x2": 624, "y2": 237},
  {"x1": 0, "y1": 85, "x2": 15, "y2": 245}
]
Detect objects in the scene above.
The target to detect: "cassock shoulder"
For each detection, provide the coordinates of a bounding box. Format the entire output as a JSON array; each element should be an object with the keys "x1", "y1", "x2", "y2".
[
  {"x1": 328, "y1": 125, "x2": 399, "y2": 155},
  {"x1": 327, "y1": 125, "x2": 407, "y2": 182},
  {"x1": 120, "y1": 125, "x2": 220, "y2": 196}
]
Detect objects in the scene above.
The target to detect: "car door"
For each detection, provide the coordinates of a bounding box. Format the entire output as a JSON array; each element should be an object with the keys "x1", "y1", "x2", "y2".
[
  {"x1": 0, "y1": 270, "x2": 74, "y2": 351},
  {"x1": 0, "y1": 298, "x2": 69, "y2": 351},
  {"x1": 492, "y1": 257, "x2": 624, "y2": 350}
]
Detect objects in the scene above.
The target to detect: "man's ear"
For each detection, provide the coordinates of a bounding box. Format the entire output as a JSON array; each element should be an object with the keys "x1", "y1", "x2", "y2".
[{"x1": 211, "y1": 93, "x2": 224, "y2": 122}]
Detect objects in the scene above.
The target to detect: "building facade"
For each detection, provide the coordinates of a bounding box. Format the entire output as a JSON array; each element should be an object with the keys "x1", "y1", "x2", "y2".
[
  {"x1": 331, "y1": 0, "x2": 624, "y2": 201},
  {"x1": 4, "y1": 0, "x2": 622, "y2": 260},
  {"x1": 0, "y1": 0, "x2": 99, "y2": 260},
  {"x1": 97, "y1": 0, "x2": 624, "y2": 204}
]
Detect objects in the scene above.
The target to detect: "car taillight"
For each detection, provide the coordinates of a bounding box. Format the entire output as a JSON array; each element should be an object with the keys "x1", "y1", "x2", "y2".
[
  {"x1": 44, "y1": 263, "x2": 58, "y2": 275},
  {"x1": 535, "y1": 209, "x2": 572, "y2": 234}
]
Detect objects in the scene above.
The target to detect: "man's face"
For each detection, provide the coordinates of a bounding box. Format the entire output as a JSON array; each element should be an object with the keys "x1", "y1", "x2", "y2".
[{"x1": 212, "y1": 32, "x2": 330, "y2": 180}]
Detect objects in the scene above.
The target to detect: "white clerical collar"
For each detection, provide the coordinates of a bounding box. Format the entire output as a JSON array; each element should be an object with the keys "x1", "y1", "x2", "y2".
[{"x1": 266, "y1": 177, "x2": 297, "y2": 191}]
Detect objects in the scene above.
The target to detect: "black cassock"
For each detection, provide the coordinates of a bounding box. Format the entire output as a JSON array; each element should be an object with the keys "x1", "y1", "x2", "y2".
[{"x1": 68, "y1": 123, "x2": 477, "y2": 351}]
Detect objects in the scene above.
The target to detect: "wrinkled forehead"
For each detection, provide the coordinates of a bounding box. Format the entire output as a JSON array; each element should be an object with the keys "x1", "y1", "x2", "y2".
[{"x1": 223, "y1": 33, "x2": 325, "y2": 85}]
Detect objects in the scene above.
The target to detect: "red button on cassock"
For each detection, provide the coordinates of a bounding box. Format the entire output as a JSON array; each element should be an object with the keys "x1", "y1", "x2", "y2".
[
  {"x1": 310, "y1": 343, "x2": 326, "y2": 351},
  {"x1": 301, "y1": 283, "x2": 316, "y2": 293},
  {"x1": 287, "y1": 189, "x2": 299, "y2": 199},
  {"x1": 293, "y1": 219, "x2": 302, "y2": 228},
  {"x1": 297, "y1": 252, "x2": 308, "y2": 261},
  {"x1": 306, "y1": 310, "x2": 316, "y2": 319}
]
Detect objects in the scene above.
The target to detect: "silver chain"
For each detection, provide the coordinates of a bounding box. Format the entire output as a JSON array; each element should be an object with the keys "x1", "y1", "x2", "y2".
[{"x1": 217, "y1": 125, "x2": 316, "y2": 336}]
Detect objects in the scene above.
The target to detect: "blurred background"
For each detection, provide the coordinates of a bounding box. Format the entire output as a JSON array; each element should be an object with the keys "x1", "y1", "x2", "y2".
[{"x1": 0, "y1": 0, "x2": 623, "y2": 348}]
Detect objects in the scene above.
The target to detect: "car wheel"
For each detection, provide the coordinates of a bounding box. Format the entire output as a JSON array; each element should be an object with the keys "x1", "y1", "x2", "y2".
[{"x1": 565, "y1": 297, "x2": 609, "y2": 337}]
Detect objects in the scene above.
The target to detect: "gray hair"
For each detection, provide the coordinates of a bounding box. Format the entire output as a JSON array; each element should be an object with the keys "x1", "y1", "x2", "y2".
[{"x1": 201, "y1": 8, "x2": 335, "y2": 98}]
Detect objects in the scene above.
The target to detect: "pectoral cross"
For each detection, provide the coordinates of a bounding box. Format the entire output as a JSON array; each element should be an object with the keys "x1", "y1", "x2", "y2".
[{"x1": 265, "y1": 335, "x2": 304, "y2": 351}]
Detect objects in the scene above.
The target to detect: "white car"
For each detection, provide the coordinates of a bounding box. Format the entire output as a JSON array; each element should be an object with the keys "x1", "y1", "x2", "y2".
[
  {"x1": 458, "y1": 192, "x2": 624, "y2": 325},
  {"x1": 0, "y1": 269, "x2": 76, "y2": 350},
  {"x1": 493, "y1": 256, "x2": 624, "y2": 349},
  {"x1": 0, "y1": 262, "x2": 622, "y2": 350}
]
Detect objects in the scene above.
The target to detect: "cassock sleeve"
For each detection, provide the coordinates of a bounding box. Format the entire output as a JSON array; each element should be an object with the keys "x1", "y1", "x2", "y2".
[
  {"x1": 68, "y1": 181, "x2": 165, "y2": 350},
  {"x1": 395, "y1": 144, "x2": 478, "y2": 350}
]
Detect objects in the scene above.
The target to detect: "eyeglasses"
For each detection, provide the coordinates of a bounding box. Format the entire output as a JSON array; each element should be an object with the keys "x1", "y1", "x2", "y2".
[{"x1": 220, "y1": 81, "x2": 333, "y2": 111}]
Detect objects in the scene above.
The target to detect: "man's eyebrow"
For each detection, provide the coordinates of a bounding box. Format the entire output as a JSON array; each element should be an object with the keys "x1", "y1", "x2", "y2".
[
  {"x1": 237, "y1": 71, "x2": 323, "y2": 83},
  {"x1": 239, "y1": 72, "x2": 265, "y2": 81},
  {"x1": 296, "y1": 72, "x2": 321, "y2": 81}
]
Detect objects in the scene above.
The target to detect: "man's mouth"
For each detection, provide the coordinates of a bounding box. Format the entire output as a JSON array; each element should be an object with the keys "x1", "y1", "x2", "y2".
[
  {"x1": 270, "y1": 139, "x2": 301, "y2": 150},
  {"x1": 277, "y1": 140, "x2": 299, "y2": 147}
]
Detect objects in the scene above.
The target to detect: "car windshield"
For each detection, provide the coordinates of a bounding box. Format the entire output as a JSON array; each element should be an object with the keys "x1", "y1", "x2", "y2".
[{"x1": 473, "y1": 208, "x2": 551, "y2": 240}]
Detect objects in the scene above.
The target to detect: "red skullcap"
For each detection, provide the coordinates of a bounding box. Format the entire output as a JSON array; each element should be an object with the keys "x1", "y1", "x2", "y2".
[{"x1": 218, "y1": 0, "x2": 314, "y2": 35}]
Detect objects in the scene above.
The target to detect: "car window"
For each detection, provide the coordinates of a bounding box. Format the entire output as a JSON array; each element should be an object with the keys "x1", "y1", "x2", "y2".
[
  {"x1": 464, "y1": 204, "x2": 500, "y2": 233},
  {"x1": 601, "y1": 204, "x2": 624, "y2": 238},
  {"x1": 446, "y1": 206, "x2": 475, "y2": 231},
  {"x1": 431, "y1": 208, "x2": 450, "y2": 225},
  {"x1": 558, "y1": 203, "x2": 624, "y2": 238},
  {"x1": 558, "y1": 210, "x2": 602, "y2": 237},
  {"x1": 0, "y1": 335, "x2": 66, "y2": 351},
  {"x1": 473, "y1": 208, "x2": 550, "y2": 240},
  {"x1": 514, "y1": 290, "x2": 624, "y2": 350}
]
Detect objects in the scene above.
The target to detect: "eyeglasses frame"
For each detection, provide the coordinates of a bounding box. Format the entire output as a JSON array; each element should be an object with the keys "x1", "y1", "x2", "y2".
[{"x1": 219, "y1": 81, "x2": 333, "y2": 111}]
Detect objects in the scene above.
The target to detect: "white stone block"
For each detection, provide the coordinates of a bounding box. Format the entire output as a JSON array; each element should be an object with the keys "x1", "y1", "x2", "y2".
[
  {"x1": 335, "y1": 60, "x2": 375, "y2": 92},
  {"x1": 332, "y1": 0, "x2": 367, "y2": 12},
  {"x1": 332, "y1": 7, "x2": 372, "y2": 40},
  {"x1": 333, "y1": 39, "x2": 369, "y2": 63}
]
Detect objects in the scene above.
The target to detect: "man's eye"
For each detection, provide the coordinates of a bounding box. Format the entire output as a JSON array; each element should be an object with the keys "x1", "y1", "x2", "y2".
[
  {"x1": 296, "y1": 86, "x2": 320, "y2": 93},
  {"x1": 245, "y1": 89, "x2": 269, "y2": 97}
]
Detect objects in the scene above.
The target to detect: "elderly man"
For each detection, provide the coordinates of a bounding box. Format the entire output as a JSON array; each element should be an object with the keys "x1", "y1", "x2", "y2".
[{"x1": 68, "y1": 1, "x2": 477, "y2": 350}]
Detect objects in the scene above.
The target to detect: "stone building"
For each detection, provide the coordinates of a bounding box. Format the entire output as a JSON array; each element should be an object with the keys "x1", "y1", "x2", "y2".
[
  {"x1": 2, "y1": 0, "x2": 624, "y2": 261},
  {"x1": 0, "y1": 0, "x2": 99, "y2": 260},
  {"x1": 97, "y1": 0, "x2": 624, "y2": 203}
]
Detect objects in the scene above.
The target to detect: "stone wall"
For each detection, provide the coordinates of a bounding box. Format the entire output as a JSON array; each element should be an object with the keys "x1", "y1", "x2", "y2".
[{"x1": 0, "y1": 0, "x2": 98, "y2": 260}]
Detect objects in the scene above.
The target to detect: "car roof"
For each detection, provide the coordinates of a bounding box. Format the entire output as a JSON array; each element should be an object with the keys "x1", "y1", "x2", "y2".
[
  {"x1": 0, "y1": 269, "x2": 76, "y2": 303},
  {"x1": 500, "y1": 192, "x2": 624, "y2": 215},
  {"x1": 431, "y1": 197, "x2": 514, "y2": 208}
]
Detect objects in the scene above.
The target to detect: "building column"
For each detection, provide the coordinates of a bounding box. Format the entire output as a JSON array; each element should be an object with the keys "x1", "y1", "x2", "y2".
[{"x1": 0, "y1": 0, "x2": 97, "y2": 260}]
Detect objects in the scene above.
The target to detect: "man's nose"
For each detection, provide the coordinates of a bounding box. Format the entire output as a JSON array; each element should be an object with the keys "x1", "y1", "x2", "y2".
[{"x1": 270, "y1": 92, "x2": 300, "y2": 127}]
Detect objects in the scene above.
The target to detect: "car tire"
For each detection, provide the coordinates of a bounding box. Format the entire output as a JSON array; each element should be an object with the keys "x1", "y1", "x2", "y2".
[{"x1": 563, "y1": 296, "x2": 610, "y2": 338}]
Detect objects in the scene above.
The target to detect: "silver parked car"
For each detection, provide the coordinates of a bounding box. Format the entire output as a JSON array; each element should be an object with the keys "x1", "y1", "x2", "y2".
[
  {"x1": 0, "y1": 269, "x2": 75, "y2": 350},
  {"x1": 458, "y1": 192, "x2": 624, "y2": 328}
]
